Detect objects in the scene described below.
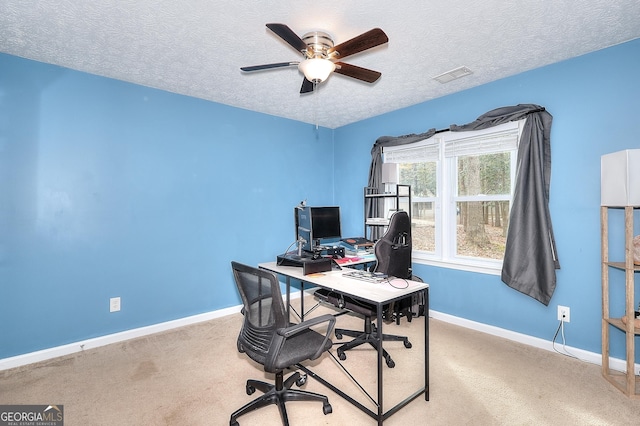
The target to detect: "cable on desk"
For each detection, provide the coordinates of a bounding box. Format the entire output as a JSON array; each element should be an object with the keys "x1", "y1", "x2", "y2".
[{"x1": 387, "y1": 277, "x2": 409, "y2": 289}]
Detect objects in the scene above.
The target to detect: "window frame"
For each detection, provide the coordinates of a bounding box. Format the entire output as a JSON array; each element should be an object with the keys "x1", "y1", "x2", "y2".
[{"x1": 383, "y1": 120, "x2": 524, "y2": 275}]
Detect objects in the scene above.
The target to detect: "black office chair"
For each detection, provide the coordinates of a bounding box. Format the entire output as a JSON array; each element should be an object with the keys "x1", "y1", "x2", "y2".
[
  {"x1": 372, "y1": 210, "x2": 414, "y2": 280},
  {"x1": 315, "y1": 211, "x2": 415, "y2": 368},
  {"x1": 230, "y1": 261, "x2": 336, "y2": 426},
  {"x1": 372, "y1": 210, "x2": 423, "y2": 324}
]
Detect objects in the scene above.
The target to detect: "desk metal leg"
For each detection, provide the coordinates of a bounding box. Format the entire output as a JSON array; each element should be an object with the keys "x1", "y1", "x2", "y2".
[
  {"x1": 300, "y1": 281, "x2": 305, "y2": 321},
  {"x1": 379, "y1": 289, "x2": 430, "y2": 422},
  {"x1": 376, "y1": 302, "x2": 384, "y2": 426},
  {"x1": 283, "y1": 276, "x2": 307, "y2": 322},
  {"x1": 285, "y1": 276, "x2": 291, "y2": 321},
  {"x1": 425, "y1": 288, "x2": 430, "y2": 401}
]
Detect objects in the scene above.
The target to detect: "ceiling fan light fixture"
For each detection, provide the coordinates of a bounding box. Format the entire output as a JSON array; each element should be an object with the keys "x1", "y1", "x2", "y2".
[{"x1": 298, "y1": 58, "x2": 336, "y2": 83}]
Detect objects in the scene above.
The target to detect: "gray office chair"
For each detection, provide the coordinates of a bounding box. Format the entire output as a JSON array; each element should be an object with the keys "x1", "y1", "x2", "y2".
[
  {"x1": 230, "y1": 261, "x2": 336, "y2": 426},
  {"x1": 315, "y1": 211, "x2": 415, "y2": 368}
]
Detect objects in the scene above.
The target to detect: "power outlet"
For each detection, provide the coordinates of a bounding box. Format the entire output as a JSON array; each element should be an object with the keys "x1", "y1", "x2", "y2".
[
  {"x1": 557, "y1": 305, "x2": 570, "y2": 323},
  {"x1": 110, "y1": 297, "x2": 121, "y2": 313}
]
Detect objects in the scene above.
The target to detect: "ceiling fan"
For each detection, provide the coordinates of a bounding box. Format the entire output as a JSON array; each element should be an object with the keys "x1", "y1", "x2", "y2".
[{"x1": 241, "y1": 23, "x2": 389, "y2": 94}]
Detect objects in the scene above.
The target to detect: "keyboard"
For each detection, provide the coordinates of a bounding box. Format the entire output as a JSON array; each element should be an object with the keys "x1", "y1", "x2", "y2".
[{"x1": 342, "y1": 270, "x2": 388, "y2": 283}]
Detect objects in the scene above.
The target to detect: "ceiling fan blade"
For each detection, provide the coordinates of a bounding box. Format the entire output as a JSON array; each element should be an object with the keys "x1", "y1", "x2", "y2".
[
  {"x1": 328, "y1": 28, "x2": 388, "y2": 59},
  {"x1": 300, "y1": 78, "x2": 315, "y2": 94},
  {"x1": 334, "y1": 62, "x2": 382, "y2": 83},
  {"x1": 241, "y1": 62, "x2": 299, "y2": 72},
  {"x1": 266, "y1": 23, "x2": 310, "y2": 56}
]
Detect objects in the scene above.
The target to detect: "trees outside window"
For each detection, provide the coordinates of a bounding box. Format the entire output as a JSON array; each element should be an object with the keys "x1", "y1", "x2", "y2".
[{"x1": 384, "y1": 120, "x2": 522, "y2": 272}]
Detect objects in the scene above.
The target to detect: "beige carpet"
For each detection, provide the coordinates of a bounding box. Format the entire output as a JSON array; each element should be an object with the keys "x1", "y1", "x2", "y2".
[{"x1": 1, "y1": 298, "x2": 639, "y2": 426}]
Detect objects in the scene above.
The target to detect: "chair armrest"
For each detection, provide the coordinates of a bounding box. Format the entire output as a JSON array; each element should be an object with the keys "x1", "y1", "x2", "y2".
[
  {"x1": 278, "y1": 314, "x2": 335, "y2": 337},
  {"x1": 277, "y1": 314, "x2": 336, "y2": 361}
]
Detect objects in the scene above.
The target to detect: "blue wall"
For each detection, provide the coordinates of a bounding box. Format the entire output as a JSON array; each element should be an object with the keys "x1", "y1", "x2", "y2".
[
  {"x1": 334, "y1": 38, "x2": 640, "y2": 360},
  {"x1": 1, "y1": 38, "x2": 639, "y2": 360},
  {"x1": 0, "y1": 55, "x2": 335, "y2": 358}
]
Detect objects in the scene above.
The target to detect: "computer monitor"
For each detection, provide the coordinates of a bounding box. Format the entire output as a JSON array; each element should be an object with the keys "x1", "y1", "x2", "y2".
[{"x1": 295, "y1": 206, "x2": 341, "y2": 253}]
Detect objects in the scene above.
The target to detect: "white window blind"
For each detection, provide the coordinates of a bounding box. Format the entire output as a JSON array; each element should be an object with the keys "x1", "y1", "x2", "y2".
[
  {"x1": 444, "y1": 125, "x2": 520, "y2": 158},
  {"x1": 384, "y1": 121, "x2": 522, "y2": 162},
  {"x1": 383, "y1": 139, "x2": 439, "y2": 163}
]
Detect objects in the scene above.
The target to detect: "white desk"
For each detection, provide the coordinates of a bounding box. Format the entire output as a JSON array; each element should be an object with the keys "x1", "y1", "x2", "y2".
[{"x1": 259, "y1": 261, "x2": 429, "y2": 425}]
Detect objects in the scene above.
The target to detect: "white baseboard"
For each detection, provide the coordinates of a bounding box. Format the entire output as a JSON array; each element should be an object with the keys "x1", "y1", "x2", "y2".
[
  {"x1": 430, "y1": 310, "x2": 640, "y2": 375},
  {"x1": 0, "y1": 289, "x2": 313, "y2": 371},
  {"x1": 0, "y1": 306, "x2": 242, "y2": 371},
  {"x1": 2, "y1": 302, "x2": 636, "y2": 376}
]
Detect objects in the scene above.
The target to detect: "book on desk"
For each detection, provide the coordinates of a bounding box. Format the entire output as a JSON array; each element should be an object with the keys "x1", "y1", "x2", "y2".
[
  {"x1": 339, "y1": 237, "x2": 375, "y2": 257},
  {"x1": 341, "y1": 237, "x2": 374, "y2": 250}
]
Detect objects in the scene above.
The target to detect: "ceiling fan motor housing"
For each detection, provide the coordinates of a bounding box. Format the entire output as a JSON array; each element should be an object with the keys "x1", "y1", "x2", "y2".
[{"x1": 302, "y1": 31, "x2": 334, "y2": 59}]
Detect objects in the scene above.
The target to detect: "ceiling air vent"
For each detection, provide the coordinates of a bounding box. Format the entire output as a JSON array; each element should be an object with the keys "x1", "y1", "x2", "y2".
[{"x1": 433, "y1": 66, "x2": 473, "y2": 84}]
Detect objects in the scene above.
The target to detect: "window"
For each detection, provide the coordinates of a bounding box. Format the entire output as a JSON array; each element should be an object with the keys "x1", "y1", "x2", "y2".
[{"x1": 383, "y1": 120, "x2": 523, "y2": 273}]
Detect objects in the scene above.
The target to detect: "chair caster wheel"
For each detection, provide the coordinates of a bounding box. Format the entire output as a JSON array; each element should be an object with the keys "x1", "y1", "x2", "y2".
[
  {"x1": 335, "y1": 332, "x2": 343, "y2": 339},
  {"x1": 323, "y1": 403, "x2": 332, "y2": 415},
  {"x1": 230, "y1": 421, "x2": 239, "y2": 426},
  {"x1": 296, "y1": 373, "x2": 307, "y2": 387},
  {"x1": 386, "y1": 358, "x2": 395, "y2": 368},
  {"x1": 246, "y1": 384, "x2": 255, "y2": 395},
  {"x1": 404, "y1": 340, "x2": 412, "y2": 349},
  {"x1": 337, "y1": 350, "x2": 346, "y2": 361}
]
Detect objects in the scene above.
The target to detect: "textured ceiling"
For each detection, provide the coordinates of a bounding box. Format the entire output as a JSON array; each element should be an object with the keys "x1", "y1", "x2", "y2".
[{"x1": 2, "y1": 1, "x2": 640, "y2": 128}]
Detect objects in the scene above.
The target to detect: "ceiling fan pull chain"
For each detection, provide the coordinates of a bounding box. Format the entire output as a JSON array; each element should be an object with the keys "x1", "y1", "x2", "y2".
[{"x1": 314, "y1": 80, "x2": 319, "y2": 129}]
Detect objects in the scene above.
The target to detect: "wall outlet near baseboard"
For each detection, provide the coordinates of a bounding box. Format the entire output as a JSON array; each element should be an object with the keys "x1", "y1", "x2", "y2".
[
  {"x1": 557, "y1": 305, "x2": 570, "y2": 323},
  {"x1": 110, "y1": 297, "x2": 121, "y2": 313}
]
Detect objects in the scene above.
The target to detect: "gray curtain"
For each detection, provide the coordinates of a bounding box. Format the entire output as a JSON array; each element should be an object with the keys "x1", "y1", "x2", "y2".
[
  {"x1": 368, "y1": 104, "x2": 559, "y2": 305},
  {"x1": 368, "y1": 129, "x2": 439, "y2": 240}
]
